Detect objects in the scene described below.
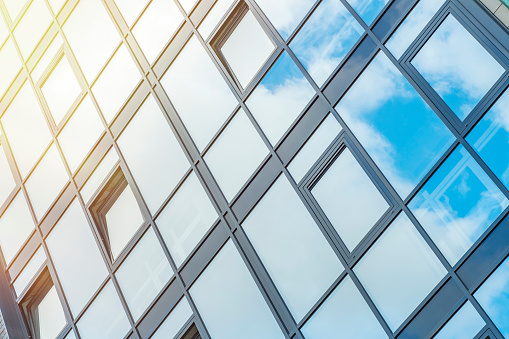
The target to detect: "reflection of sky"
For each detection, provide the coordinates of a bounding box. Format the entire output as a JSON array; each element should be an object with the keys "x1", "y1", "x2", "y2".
[
  {"x1": 412, "y1": 15, "x2": 504, "y2": 121},
  {"x1": 347, "y1": 0, "x2": 389, "y2": 25},
  {"x1": 433, "y1": 301, "x2": 485, "y2": 339},
  {"x1": 475, "y1": 255, "x2": 509, "y2": 337},
  {"x1": 246, "y1": 52, "x2": 315, "y2": 145},
  {"x1": 467, "y1": 89, "x2": 509, "y2": 189},
  {"x1": 409, "y1": 145, "x2": 508, "y2": 265},
  {"x1": 335, "y1": 52, "x2": 454, "y2": 198},
  {"x1": 290, "y1": 0, "x2": 363, "y2": 86}
]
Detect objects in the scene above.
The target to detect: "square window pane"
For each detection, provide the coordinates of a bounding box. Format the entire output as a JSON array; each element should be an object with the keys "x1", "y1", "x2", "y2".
[
  {"x1": 116, "y1": 228, "x2": 173, "y2": 320},
  {"x1": 151, "y1": 297, "x2": 193, "y2": 339},
  {"x1": 132, "y1": 0, "x2": 183, "y2": 63},
  {"x1": 409, "y1": 145, "x2": 508, "y2": 265},
  {"x1": 220, "y1": 10, "x2": 275, "y2": 89},
  {"x1": 0, "y1": 144, "x2": 16, "y2": 206},
  {"x1": 290, "y1": 0, "x2": 363, "y2": 86},
  {"x1": 433, "y1": 301, "x2": 485, "y2": 339},
  {"x1": 204, "y1": 109, "x2": 268, "y2": 201},
  {"x1": 46, "y1": 201, "x2": 109, "y2": 316},
  {"x1": 77, "y1": 281, "x2": 131, "y2": 339},
  {"x1": 156, "y1": 172, "x2": 218, "y2": 267},
  {"x1": 301, "y1": 275, "x2": 386, "y2": 338},
  {"x1": 411, "y1": 15, "x2": 504, "y2": 121},
  {"x1": 13, "y1": 246, "x2": 46, "y2": 297},
  {"x1": 161, "y1": 35, "x2": 238, "y2": 151},
  {"x1": 190, "y1": 240, "x2": 283, "y2": 339},
  {"x1": 118, "y1": 95, "x2": 189, "y2": 213},
  {"x1": 246, "y1": 51, "x2": 315, "y2": 145},
  {"x1": 347, "y1": 0, "x2": 389, "y2": 25},
  {"x1": 36, "y1": 286, "x2": 67, "y2": 339},
  {"x1": 335, "y1": 53, "x2": 454, "y2": 198},
  {"x1": 242, "y1": 177, "x2": 343, "y2": 321},
  {"x1": 25, "y1": 144, "x2": 69, "y2": 221},
  {"x1": 354, "y1": 214, "x2": 447, "y2": 330},
  {"x1": 197, "y1": 0, "x2": 235, "y2": 40},
  {"x1": 312, "y1": 148, "x2": 390, "y2": 251},
  {"x1": 0, "y1": 38, "x2": 22, "y2": 98},
  {"x1": 114, "y1": 0, "x2": 148, "y2": 26},
  {"x1": 14, "y1": 0, "x2": 52, "y2": 59},
  {"x1": 58, "y1": 95, "x2": 104, "y2": 173}
]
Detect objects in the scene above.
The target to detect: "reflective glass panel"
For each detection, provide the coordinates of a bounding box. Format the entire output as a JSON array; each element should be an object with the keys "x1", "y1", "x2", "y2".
[
  {"x1": 198, "y1": 0, "x2": 235, "y2": 40},
  {"x1": 204, "y1": 109, "x2": 268, "y2": 201},
  {"x1": 243, "y1": 177, "x2": 343, "y2": 321},
  {"x1": 42, "y1": 55, "x2": 81, "y2": 126},
  {"x1": 0, "y1": 38, "x2": 22, "y2": 98},
  {"x1": 312, "y1": 148, "x2": 390, "y2": 251},
  {"x1": 0, "y1": 16, "x2": 6, "y2": 42},
  {"x1": 114, "y1": 0, "x2": 148, "y2": 26},
  {"x1": 3, "y1": 0, "x2": 27, "y2": 21},
  {"x1": 246, "y1": 52, "x2": 315, "y2": 145},
  {"x1": 77, "y1": 281, "x2": 131, "y2": 339},
  {"x1": 179, "y1": 0, "x2": 196, "y2": 13},
  {"x1": 13, "y1": 246, "x2": 46, "y2": 296},
  {"x1": 132, "y1": 0, "x2": 183, "y2": 63},
  {"x1": 412, "y1": 15, "x2": 504, "y2": 121},
  {"x1": 433, "y1": 301, "x2": 485, "y2": 339},
  {"x1": 335, "y1": 52, "x2": 454, "y2": 198},
  {"x1": 63, "y1": 0, "x2": 120, "y2": 81},
  {"x1": 290, "y1": 0, "x2": 363, "y2": 86},
  {"x1": 347, "y1": 0, "x2": 389, "y2": 25},
  {"x1": 409, "y1": 145, "x2": 508, "y2": 265},
  {"x1": 46, "y1": 201, "x2": 108, "y2": 316},
  {"x1": 118, "y1": 95, "x2": 189, "y2": 213},
  {"x1": 58, "y1": 95, "x2": 104, "y2": 173},
  {"x1": 80, "y1": 149, "x2": 119, "y2": 204},
  {"x1": 64, "y1": 330, "x2": 77, "y2": 339},
  {"x1": 0, "y1": 191, "x2": 35, "y2": 264},
  {"x1": 13, "y1": 0, "x2": 52, "y2": 59},
  {"x1": 116, "y1": 228, "x2": 173, "y2": 320},
  {"x1": 156, "y1": 172, "x2": 217, "y2": 267},
  {"x1": 2, "y1": 82, "x2": 52, "y2": 179},
  {"x1": 467, "y1": 89, "x2": 509, "y2": 190},
  {"x1": 301, "y1": 275, "x2": 386, "y2": 338},
  {"x1": 25, "y1": 144, "x2": 69, "y2": 221},
  {"x1": 161, "y1": 35, "x2": 238, "y2": 151},
  {"x1": 354, "y1": 214, "x2": 447, "y2": 330},
  {"x1": 36, "y1": 286, "x2": 67, "y2": 339},
  {"x1": 151, "y1": 297, "x2": 193, "y2": 339},
  {"x1": 220, "y1": 10, "x2": 275, "y2": 89},
  {"x1": 0, "y1": 144, "x2": 16, "y2": 206},
  {"x1": 31, "y1": 34, "x2": 63, "y2": 83},
  {"x1": 48, "y1": 0, "x2": 65, "y2": 14},
  {"x1": 190, "y1": 240, "x2": 283, "y2": 339}
]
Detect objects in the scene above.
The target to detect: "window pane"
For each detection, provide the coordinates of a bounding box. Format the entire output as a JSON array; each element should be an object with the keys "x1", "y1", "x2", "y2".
[
  {"x1": 118, "y1": 95, "x2": 189, "y2": 213},
  {"x1": 13, "y1": 0, "x2": 52, "y2": 59},
  {"x1": 220, "y1": 10, "x2": 275, "y2": 88},
  {"x1": 48, "y1": 0, "x2": 65, "y2": 14},
  {"x1": 0, "y1": 191, "x2": 35, "y2": 264},
  {"x1": 3, "y1": 0, "x2": 27, "y2": 21},
  {"x1": 312, "y1": 148, "x2": 390, "y2": 251},
  {"x1": 290, "y1": 0, "x2": 363, "y2": 86},
  {"x1": 0, "y1": 38, "x2": 22, "y2": 98},
  {"x1": 64, "y1": 330, "x2": 77, "y2": 339},
  {"x1": 347, "y1": 0, "x2": 389, "y2": 25},
  {"x1": 80, "y1": 149, "x2": 119, "y2": 204},
  {"x1": 411, "y1": 15, "x2": 504, "y2": 121},
  {"x1": 0, "y1": 144, "x2": 16, "y2": 207},
  {"x1": 190, "y1": 240, "x2": 283, "y2": 339},
  {"x1": 409, "y1": 145, "x2": 508, "y2": 265},
  {"x1": 354, "y1": 214, "x2": 447, "y2": 330},
  {"x1": 132, "y1": 0, "x2": 183, "y2": 63},
  {"x1": 151, "y1": 297, "x2": 193, "y2": 339},
  {"x1": 301, "y1": 275, "x2": 386, "y2": 338},
  {"x1": 114, "y1": 0, "x2": 148, "y2": 26},
  {"x1": 13, "y1": 246, "x2": 46, "y2": 296},
  {"x1": 178, "y1": 0, "x2": 196, "y2": 13},
  {"x1": 58, "y1": 95, "x2": 104, "y2": 173},
  {"x1": 433, "y1": 301, "x2": 485, "y2": 339},
  {"x1": 31, "y1": 34, "x2": 63, "y2": 83},
  {"x1": 242, "y1": 177, "x2": 343, "y2": 321},
  {"x1": 197, "y1": 0, "x2": 235, "y2": 40},
  {"x1": 77, "y1": 281, "x2": 131, "y2": 339},
  {"x1": 36, "y1": 286, "x2": 67, "y2": 339},
  {"x1": 46, "y1": 201, "x2": 108, "y2": 315},
  {"x1": 63, "y1": 0, "x2": 120, "y2": 81},
  {"x1": 116, "y1": 228, "x2": 173, "y2": 320},
  {"x1": 246, "y1": 52, "x2": 315, "y2": 145},
  {"x1": 335, "y1": 52, "x2": 454, "y2": 198},
  {"x1": 161, "y1": 35, "x2": 238, "y2": 151},
  {"x1": 156, "y1": 172, "x2": 217, "y2": 267},
  {"x1": 204, "y1": 109, "x2": 268, "y2": 201},
  {"x1": 2, "y1": 82, "x2": 52, "y2": 179},
  {"x1": 25, "y1": 144, "x2": 69, "y2": 221},
  {"x1": 467, "y1": 89, "x2": 509, "y2": 190}
]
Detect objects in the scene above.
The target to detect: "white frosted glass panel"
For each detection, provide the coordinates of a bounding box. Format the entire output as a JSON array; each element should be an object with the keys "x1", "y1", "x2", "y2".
[
  {"x1": 0, "y1": 38, "x2": 22, "y2": 98},
  {"x1": 161, "y1": 36, "x2": 238, "y2": 150},
  {"x1": 118, "y1": 95, "x2": 189, "y2": 212},
  {"x1": 116, "y1": 228, "x2": 173, "y2": 320},
  {"x1": 114, "y1": 0, "x2": 148, "y2": 26},
  {"x1": 80, "y1": 149, "x2": 119, "y2": 204},
  {"x1": 37, "y1": 286, "x2": 67, "y2": 339},
  {"x1": 156, "y1": 172, "x2": 217, "y2": 267},
  {"x1": 13, "y1": 0, "x2": 52, "y2": 59},
  {"x1": 197, "y1": 0, "x2": 235, "y2": 40},
  {"x1": 0, "y1": 145, "x2": 16, "y2": 206},
  {"x1": 204, "y1": 109, "x2": 268, "y2": 201},
  {"x1": 151, "y1": 297, "x2": 193, "y2": 339},
  {"x1": 13, "y1": 247, "x2": 46, "y2": 296},
  {"x1": 0, "y1": 191, "x2": 35, "y2": 264},
  {"x1": 46, "y1": 201, "x2": 108, "y2": 316},
  {"x1": 190, "y1": 240, "x2": 284, "y2": 339},
  {"x1": 434, "y1": 301, "x2": 485, "y2": 339}
]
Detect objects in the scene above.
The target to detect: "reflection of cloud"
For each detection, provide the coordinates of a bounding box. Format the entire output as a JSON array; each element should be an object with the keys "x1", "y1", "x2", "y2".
[
  {"x1": 347, "y1": 0, "x2": 389, "y2": 24},
  {"x1": 255, "y1": 0, "x2": 315, "y2": 39}
]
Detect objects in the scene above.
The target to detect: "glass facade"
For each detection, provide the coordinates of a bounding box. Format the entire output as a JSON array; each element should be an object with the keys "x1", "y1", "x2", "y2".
[{"x1": 0, "y1": 0, "x2": 507, "y2": 339}]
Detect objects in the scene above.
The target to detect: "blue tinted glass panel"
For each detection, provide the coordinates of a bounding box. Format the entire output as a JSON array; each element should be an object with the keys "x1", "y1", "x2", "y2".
[
  {"x1": 433, "y1": 301, "x2": 485, "y2": 339},
  {"x1": 347, "y1": 0, "x2": 389, "y2": 25}
]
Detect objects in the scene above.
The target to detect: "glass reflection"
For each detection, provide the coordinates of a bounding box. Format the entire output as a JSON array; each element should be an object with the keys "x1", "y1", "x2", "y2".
[
  {"x1": 467, "y1": 89, "x2": 509, "y2": 190},
  {"x1": 354, "y1": 214, "x2": 447, "y2": 330},
  {"x1": 347, "y1": 0, "x2": 389, "y2": 25},
  {"x1": 242, "y1": 177, "x2": 343, "y2": 321},
  {"x1": 190, "y1": 240, "x2": 283, "y2": 339},
  {"x1": 246, "y1": 52, "x2": 315, "y2": 145},
  {"x1": 114, "y1": 0, "x2": 148, "y2": 26},
  {"x1": 301, "y1": 275, "x2": 386, "y2": 338},
  {"x1": 151, "y1": 297, "x2": 193, "y2": 339},
  {"x1": 3, "y1": 0, "x2": 26, "y2": 20},
  {"x1": 0, "y1": 38, "x2": 22, "y2": 98},
  {"x1": 412, "y1": 15, "x2": 504, "y2": 121},
  {"x1": 409, "y1": 145, "x2": 508, "y2": 265},
  {"x1": 433, "y1": 301, "x2": 485, "y2": 339},
  {"x1": 0, "y1": 144, "x2": 16, "y2": 206},
  {"x1": 335, "y1": 52, "x2": 454, "y2": 198},
  {"x1": 13, "y1": 0, "x2": 52, "y2": 59},
  {"x1": 290, "y1": 0, "x2": 363, "y2": 86},
  {"x1": 13, "y1": 246, "x2": 46, "y2": 296},
  {"x1": 197, "y1": 0, "x2": 235, "y2": 40},
  {"x1": 80, "y1": 149, "x2": 119, "y2": 204},
  {"x1": 312, "y1": 148, "x2": 389, "y2": 251},
  {"x1": 35, "y1": 286, "x2": 67, "y2": 339}
]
